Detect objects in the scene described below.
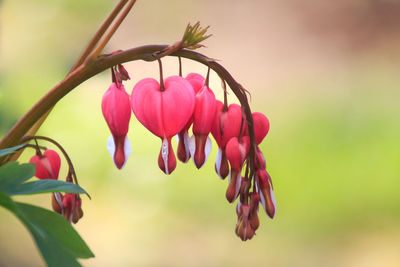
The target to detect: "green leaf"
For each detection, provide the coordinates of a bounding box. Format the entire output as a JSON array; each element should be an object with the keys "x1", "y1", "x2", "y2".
[
  {"x1": 0, "y1": 162, "x2": 90, "y2": 198},
  {"x1": 0, "y1": 162, "x2": 35, "y2": 189},
  {"x1": 0, "y1": 192, "x2": 94, "y2": 267},
  {"x1": 0, "y1": 144, "x2": 26, "y2": 157},
  {"x1": 7, "y1": 179, "x2": 89, "y2": 197}
]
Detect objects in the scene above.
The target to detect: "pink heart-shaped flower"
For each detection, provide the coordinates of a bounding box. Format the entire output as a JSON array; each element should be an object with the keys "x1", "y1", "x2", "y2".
[{"x1": 131, "y1": 76, "x2": 195, "y2": 174}]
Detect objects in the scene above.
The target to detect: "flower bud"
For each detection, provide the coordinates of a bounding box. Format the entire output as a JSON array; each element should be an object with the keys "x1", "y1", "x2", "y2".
[
  {"x1": 176, "y1": 73, "x2": 205, "y2": 163},
  {"x1": 63, "y1": 193, "x2": 83, "y2": 224},
  {"x1": 235, "y1": 204, "x2": 255, "y2": 241},
  {"x1": 225, "y1": 136, "x2": 250, "y2": 202},
  {"x1": 211, "y1": 102, "x2": 245, "y2": 179},
  {"x1": 29, "y1": 149, "x2": 61, "y2": 180},
  {"x1": 102, "y1": 82, "x2": 132, "y2": 169},
  {"x1": 256, "y1": 169, "x2": 276, "y2": 218}
]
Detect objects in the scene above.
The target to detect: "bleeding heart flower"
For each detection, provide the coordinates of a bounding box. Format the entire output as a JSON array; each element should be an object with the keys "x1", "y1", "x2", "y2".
[
  {"x1": 131, "y1": 76, "x2": 195, "y2": 174},
  {"x1": 102, "y1": 82, "x2": 132, "y2": 169},
  {"x1": 235, "y1": 204, "x2": 254, "y2": 241},
  {"x1": 63, "y1": 193, "x2": 84, "y2": 224},
  {"x1": 256, "y1": 169, "x2": 276, "y2": 218},
  {"x1": 254, "y1": 147, "x2": 266, "y2": 170},
  {"x1": 211, "y1": 102, "x2": 245, "y2": 179},
  {"x1": 188, "y1": 83, "x2": 216, "y2": 168},
  {"x1": 249, "y1": 192, "x2": 260, "y2": 231},
  {"x1": 225, "y1": 136, "x2": 250, "y2": 203},
  {"x1": 177, "y1": 73, "x2": 205, "y2": 163},
  {"x1": 245, "y1": 112, "x2": 270, "y2": 145},
  {"x1": 29, "y1": 149, "x2": 61, "y2": 180}
]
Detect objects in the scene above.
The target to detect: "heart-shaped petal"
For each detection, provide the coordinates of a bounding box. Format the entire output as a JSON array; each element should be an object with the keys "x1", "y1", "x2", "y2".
[{"x1": 131, "y1": 76, "x2": 195, "y2": 138}]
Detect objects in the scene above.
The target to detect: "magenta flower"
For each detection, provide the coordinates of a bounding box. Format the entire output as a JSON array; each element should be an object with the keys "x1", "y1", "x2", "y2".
[
  {"x1": 131, "y1": 76, "x2": 195, "y2": 174},
  {"x1": 29, "y1": 149, "x2": 61, "y2": 180},
  {"x1": 102, "y1": 82, "x2": 132, "y2": 169},
  {"x1": 62, "y1": 193, "x2": 83, "y2": 224},
  {"x1": 225, "y1": 136, "x2": 250, "y2": 203},
  {"x1": 245, "y1": 112, "x2": 270, "y2": 145},
  {"x1": 211, "y1": 102, "x2": 244, "y2": 179},
  {"x1": 256, "y1": 169, "x2": 276, "y2": 218},
  {"x1": 176, "y1": 73, "x2": 205, "y2": 163},
  {"x1": 189, "y1": 82, "x2": 216, "y2": 168}
]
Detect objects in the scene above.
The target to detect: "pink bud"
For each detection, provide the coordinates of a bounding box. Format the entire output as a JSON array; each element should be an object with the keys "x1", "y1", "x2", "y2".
[
  {"x1": 225, "y1": 137, "x2": 250, "y2": 171},
  {"x1": 63, "y1": 193, "x2": 83, "y2": 224},
  {"x1": 186, "y1": 73, "x2": 205, "y2": 94},
  {"x1": 249, "y1": 192, "x2": 260, "y2": 231},
  {"x1": 235, "y1": 204, "x2": 255, "y2": 241},
  {"x1": 256, "y1": 169, "x2": 276, "y2": 218},
  {"x1": 131, "y1": 76, "x2": 195, "y2": 174},
  {"x1": 245, "y1": 112, "x2": 270, "y2": 145},
  {"x1": 176, "y1": 73, "x2": 206, "y2": 163},
  {"x1": 102, "y1": 83, "x2": 132, "y2": 169},
  {"x1": 211, "y1": 102, "x2": 245, "y2": 178},
  {"x1": 254, "y1": 147, "x2": 266, "y2": 170},
  {"x1": 189, "y1": 85, "x2": 216, "y2": 168},
  {"x1": 29, "y1": 150, "x2": 61, "y2": 180},
  {"x1": 225, "y1": 137, "x2": 250, "y2": 202}
]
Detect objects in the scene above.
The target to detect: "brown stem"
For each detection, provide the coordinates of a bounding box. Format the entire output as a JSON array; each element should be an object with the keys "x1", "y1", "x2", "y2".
[
  {"x1": 157, "y1": 58, "x2": 165, "y2": 92},
  {"x1": 17, "y1": 1, "x2": 131, "y2": 162},
  {"x1": 88, "y1": 0, "x2": 137, "y2": 61},
  {"x1": 0, "y1": 45, "x2": 257, "y2": 181},
  {"x1": 205, "y1": 66, "x2": 211, "y2": 87},
  {"x1": 69, "y1": 0, "x2": 129, "y2": 73},
  {"x1": 178, "y1": 56, "x2": 182, "y2": 77}
]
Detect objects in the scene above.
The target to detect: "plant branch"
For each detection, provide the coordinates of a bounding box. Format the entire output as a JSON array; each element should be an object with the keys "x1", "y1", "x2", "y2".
[
  {"x1": 88, "y1": 0, "x2": 137, "y2": 61},
  {"x1": 69, "y1": 0, "x2": 130, "y2": 73}
]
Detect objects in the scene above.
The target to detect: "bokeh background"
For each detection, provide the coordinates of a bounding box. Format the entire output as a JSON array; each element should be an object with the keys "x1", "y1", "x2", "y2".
[{"x1": 1, "y1": 0, "x2": 400, "y2": 266}]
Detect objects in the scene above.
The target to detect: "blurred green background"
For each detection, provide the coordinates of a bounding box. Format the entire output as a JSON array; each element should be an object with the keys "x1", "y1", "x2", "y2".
[{"x1": 1, "y1": 0, "x2": 400, "y2": 266}]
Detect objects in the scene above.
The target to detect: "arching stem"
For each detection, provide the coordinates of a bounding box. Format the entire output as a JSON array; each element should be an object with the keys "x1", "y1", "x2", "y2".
[
  {"x1": 0, "y1": 45, "x2": 257, "y2": 183},
  {"x1": 21, "y1": 136, "x2": 79, "y2": 186}
]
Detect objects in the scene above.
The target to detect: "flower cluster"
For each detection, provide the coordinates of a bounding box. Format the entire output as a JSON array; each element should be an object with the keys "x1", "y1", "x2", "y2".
[
  {"x1": 102, "y1": 62, "x2": 276, "y2": 240},
  {"x1": 29, "y1": 148, "x2": 83, "y2": 223}
]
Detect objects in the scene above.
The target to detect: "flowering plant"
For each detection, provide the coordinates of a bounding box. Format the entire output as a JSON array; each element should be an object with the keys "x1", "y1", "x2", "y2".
[{"x1": 0, "y1": 0, "x2": 276, "y2": 265}]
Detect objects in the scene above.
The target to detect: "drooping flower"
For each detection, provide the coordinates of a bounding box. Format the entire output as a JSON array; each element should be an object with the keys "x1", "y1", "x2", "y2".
[
  {"x1": 63, "y1": 193, "x2": 84, "y2": 224},
  {"x1": 248, "y1": 192, "x2": 260, "y2": 231},
  {"x1": 188, "y1": 82, "x2": 217, "y2": 168},
  {"x1": 235, "y1": 204, "x2": 254, "y2": 241},
  {"x1": 245, "y1": 112, "x2": 270, "y2": 145},
  {"x1": 254, "y1": 148, "x2": 266, "y2": 171},
  {"x1": 102, "y1": 82, "x2": 132, "y2": 169},
  {"x1": 256, "y1": 169, "x2": 276, "y2": 218},
  {"x1": 211, "y1": 102, "x2": 245, "y2": 179},
  {"x1": 131, "y1": 76, "x2": 195, "y2": 174},
  {"x1": 177, "y1": 73, "x2": 205, "y2": 163},
  {"x1": 225, "y1": 136, "x2": 250, "y2": 203},
  {"x1": 29, "y1": 149, "x2": 61, "y2": 180}
]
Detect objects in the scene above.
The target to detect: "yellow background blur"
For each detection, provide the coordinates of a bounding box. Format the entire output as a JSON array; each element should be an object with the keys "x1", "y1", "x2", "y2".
[{"x1": 1, "y1": 0, "x2": 400, "y2": 266}]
